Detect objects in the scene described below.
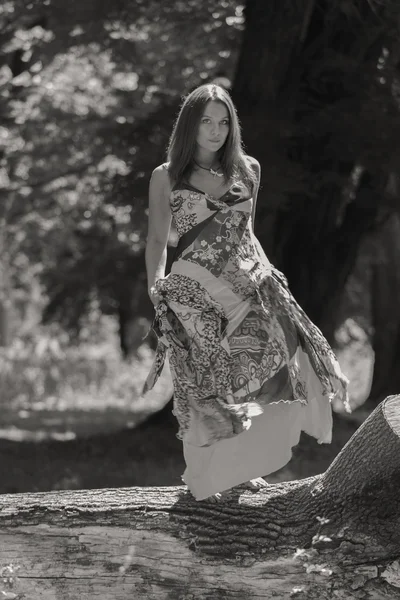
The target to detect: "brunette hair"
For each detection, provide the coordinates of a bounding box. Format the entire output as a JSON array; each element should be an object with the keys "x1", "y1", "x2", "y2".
[{"x1": 166, "y1": 84, "x2": 256, "y2": 190}]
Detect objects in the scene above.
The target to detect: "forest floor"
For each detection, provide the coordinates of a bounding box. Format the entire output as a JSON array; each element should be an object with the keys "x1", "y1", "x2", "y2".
[{"x1": 0, "y1": 319, "x2": 374, "y2": 495}]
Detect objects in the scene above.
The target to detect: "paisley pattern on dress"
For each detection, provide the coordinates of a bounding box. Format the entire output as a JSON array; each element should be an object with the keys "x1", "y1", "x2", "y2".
[{"x1": 143, "y1": 178, "x2": 350, "y2": 446}]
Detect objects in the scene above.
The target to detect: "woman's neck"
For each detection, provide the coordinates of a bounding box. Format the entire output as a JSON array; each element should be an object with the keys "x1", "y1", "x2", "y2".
[{"x1": 194, "y1": 148, "x2": 219, "y2": 168}]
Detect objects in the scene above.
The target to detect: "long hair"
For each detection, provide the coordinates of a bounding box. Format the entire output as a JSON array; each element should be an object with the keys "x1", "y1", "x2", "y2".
[{"x1": 167, "y1": 84, "x2": 256, "y2": 190}]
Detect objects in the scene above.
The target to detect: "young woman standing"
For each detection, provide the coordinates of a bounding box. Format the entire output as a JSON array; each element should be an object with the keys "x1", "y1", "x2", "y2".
[{"x1": 144, "y1": 83, "x2": 349, "y2": 501}]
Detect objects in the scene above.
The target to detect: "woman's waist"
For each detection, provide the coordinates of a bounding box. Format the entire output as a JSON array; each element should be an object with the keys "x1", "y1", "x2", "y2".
[
  {"x1": 165, "y1": 257, "x2": 269, "y2": 306},
  {"x1": 172, "y1": 253, "x2": 271, "y2": 281}
]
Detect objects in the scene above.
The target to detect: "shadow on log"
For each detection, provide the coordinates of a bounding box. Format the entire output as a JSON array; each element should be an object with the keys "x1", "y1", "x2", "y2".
[{"x1": 0, "y1": 396, "x2": 399, "y2": 599}]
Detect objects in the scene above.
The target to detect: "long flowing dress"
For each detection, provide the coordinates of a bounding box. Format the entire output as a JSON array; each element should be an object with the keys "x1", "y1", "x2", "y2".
[{"x1": 143, "y1": 174, "x2": 350, "y2": 500}]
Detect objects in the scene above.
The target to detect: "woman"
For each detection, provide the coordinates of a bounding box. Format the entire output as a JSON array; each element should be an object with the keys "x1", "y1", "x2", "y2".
[{"x1": 143, "y1": 83, "x2": 350, "y2": 501}]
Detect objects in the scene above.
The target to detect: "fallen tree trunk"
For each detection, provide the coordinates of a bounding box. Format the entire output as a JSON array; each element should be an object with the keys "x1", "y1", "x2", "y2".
[{"x1": 0, "y1": 396, "x2": 400, "y2": 600}]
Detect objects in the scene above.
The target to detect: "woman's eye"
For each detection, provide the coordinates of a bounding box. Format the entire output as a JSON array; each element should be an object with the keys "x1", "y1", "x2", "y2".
[{"x1": 201, "y1": 118, "x2": 229, "y2": 125}]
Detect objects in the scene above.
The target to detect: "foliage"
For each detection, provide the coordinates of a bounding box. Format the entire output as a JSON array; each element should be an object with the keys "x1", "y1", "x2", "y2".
[{"x1": 0, "y1": 0, "x2": 244, "y2": 341}]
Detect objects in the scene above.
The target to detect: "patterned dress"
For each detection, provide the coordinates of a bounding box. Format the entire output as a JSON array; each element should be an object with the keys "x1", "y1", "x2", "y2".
[{"x1": 143, "y1": 175, "x2": 350, "y2": 500}]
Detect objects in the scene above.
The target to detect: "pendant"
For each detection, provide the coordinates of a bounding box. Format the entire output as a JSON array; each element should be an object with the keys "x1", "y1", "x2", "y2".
[{"x1": 210, "y1": 168, "x2": 223, "y2": 178}]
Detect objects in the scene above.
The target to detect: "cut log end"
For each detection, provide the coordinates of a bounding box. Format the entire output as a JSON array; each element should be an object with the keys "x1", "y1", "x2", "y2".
[{"x1": 384, "y1": 394, "x2": 400, "y2": 434}]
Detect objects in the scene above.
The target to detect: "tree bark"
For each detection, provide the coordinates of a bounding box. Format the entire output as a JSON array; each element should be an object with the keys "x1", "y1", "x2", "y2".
[{"x1": 0, "y1": 396, "x2": 399, "y2": 599}]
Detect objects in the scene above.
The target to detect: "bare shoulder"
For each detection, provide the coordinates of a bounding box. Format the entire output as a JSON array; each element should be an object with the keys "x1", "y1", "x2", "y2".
[
  {"x1": 151, "y1": 162, "x2": 170, "y2": 182},
  {"x1": 245, "y1": 155, "x2": 261, "y2": 178},
  {"x1": 150, "y1": 163, "x2": 172, "y2": 196}
]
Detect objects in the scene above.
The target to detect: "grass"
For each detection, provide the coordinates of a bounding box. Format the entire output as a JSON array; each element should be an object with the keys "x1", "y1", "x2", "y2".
[
  {"x1": 0, "y1": 322, "x2": 181, "y2": 494},
  {"x1": 0, "y1": 318, "x2": 374, "y2": 494},
  {"x1": 0, "y1": 331, "x2": 173, "y2": 440}
]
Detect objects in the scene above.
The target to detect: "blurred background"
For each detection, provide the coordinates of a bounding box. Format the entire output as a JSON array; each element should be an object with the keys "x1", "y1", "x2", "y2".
[{"x1": 1, "y1": 0, "x2": 400, "y2": 494}]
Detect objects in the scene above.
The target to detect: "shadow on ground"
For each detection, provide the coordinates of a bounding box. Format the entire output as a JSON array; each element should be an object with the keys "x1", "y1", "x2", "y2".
[{"x1": 0, "y1": 399, "x2": 362, "y2": 494}]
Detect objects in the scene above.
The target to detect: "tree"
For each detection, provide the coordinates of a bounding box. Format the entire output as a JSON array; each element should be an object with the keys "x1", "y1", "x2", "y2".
[
  {"x1": 231, "y1": 0, "x2": 400, "y2": 398},
  {"x1": 0, "y1": 0, "x2": 243, "y2": 353},
  {"x1": 0, "y1": 395, "x2": 399, "y2": 599}
]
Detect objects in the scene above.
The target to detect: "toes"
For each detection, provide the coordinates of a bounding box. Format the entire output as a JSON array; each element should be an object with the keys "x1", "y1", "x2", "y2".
[
  {"x1": 201, "y1": 480, "x2": 269, "y2": 501},
  {"x1": 257, "y1": 478, "x2": 269, "y2": 487},
  {"x1": 207, "y1": 492, "x2": 223, "y2": 503},
  {"x1": 248, "y1": 477, "x2": 269, "y2": 489}
]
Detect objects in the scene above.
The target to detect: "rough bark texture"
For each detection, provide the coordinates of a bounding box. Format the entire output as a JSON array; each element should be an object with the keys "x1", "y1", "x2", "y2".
[
  {"x1": 0, "y1": 396, "x2": 399, "y2": 599},
  {"x1": 231, "y1": 0, "x2": 398, "y2": 345}
]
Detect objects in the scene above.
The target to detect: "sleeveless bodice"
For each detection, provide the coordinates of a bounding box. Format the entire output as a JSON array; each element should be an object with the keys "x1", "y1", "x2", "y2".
[{"x1": 168, "y1": 180, "x2": 272, "y2": 299}]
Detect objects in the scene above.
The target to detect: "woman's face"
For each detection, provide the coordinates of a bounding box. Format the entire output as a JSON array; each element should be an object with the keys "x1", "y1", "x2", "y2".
[{"x1": 196, "y1": 100, "x2": 230, "y2": 154}]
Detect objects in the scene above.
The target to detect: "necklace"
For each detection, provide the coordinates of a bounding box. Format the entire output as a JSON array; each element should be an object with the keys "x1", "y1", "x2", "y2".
[{"x1": 193, "y1": 159, "x2": 223, "y2": 178}]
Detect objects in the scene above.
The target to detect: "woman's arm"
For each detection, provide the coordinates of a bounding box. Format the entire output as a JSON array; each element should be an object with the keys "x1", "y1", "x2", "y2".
[
  {"x1": 145, "y1": 165, "x2": 172, "y2": 304},
  {"x1": 247, "y1": 156, "x2": 261, "y2": 231}
]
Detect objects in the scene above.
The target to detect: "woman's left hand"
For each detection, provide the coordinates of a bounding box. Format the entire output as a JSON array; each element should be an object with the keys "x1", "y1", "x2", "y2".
[{"x1": 148, "y1": 285, "x2": 162, "y2": 306}]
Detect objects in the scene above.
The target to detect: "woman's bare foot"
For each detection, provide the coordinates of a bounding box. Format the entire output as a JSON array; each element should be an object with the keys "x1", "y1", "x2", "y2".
[
  {"x1": 246, "y1": 477, "x2": 269, "y2": 489},
  {"x1": 231, "y1": 477, "x2": 269, "y2": 492},
  {"x1": 204, "y1": 478, "x2": 269, "y2": 502},
  {"x1": 207, "y1": 492, "x2": 224, "y2": 503}
]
